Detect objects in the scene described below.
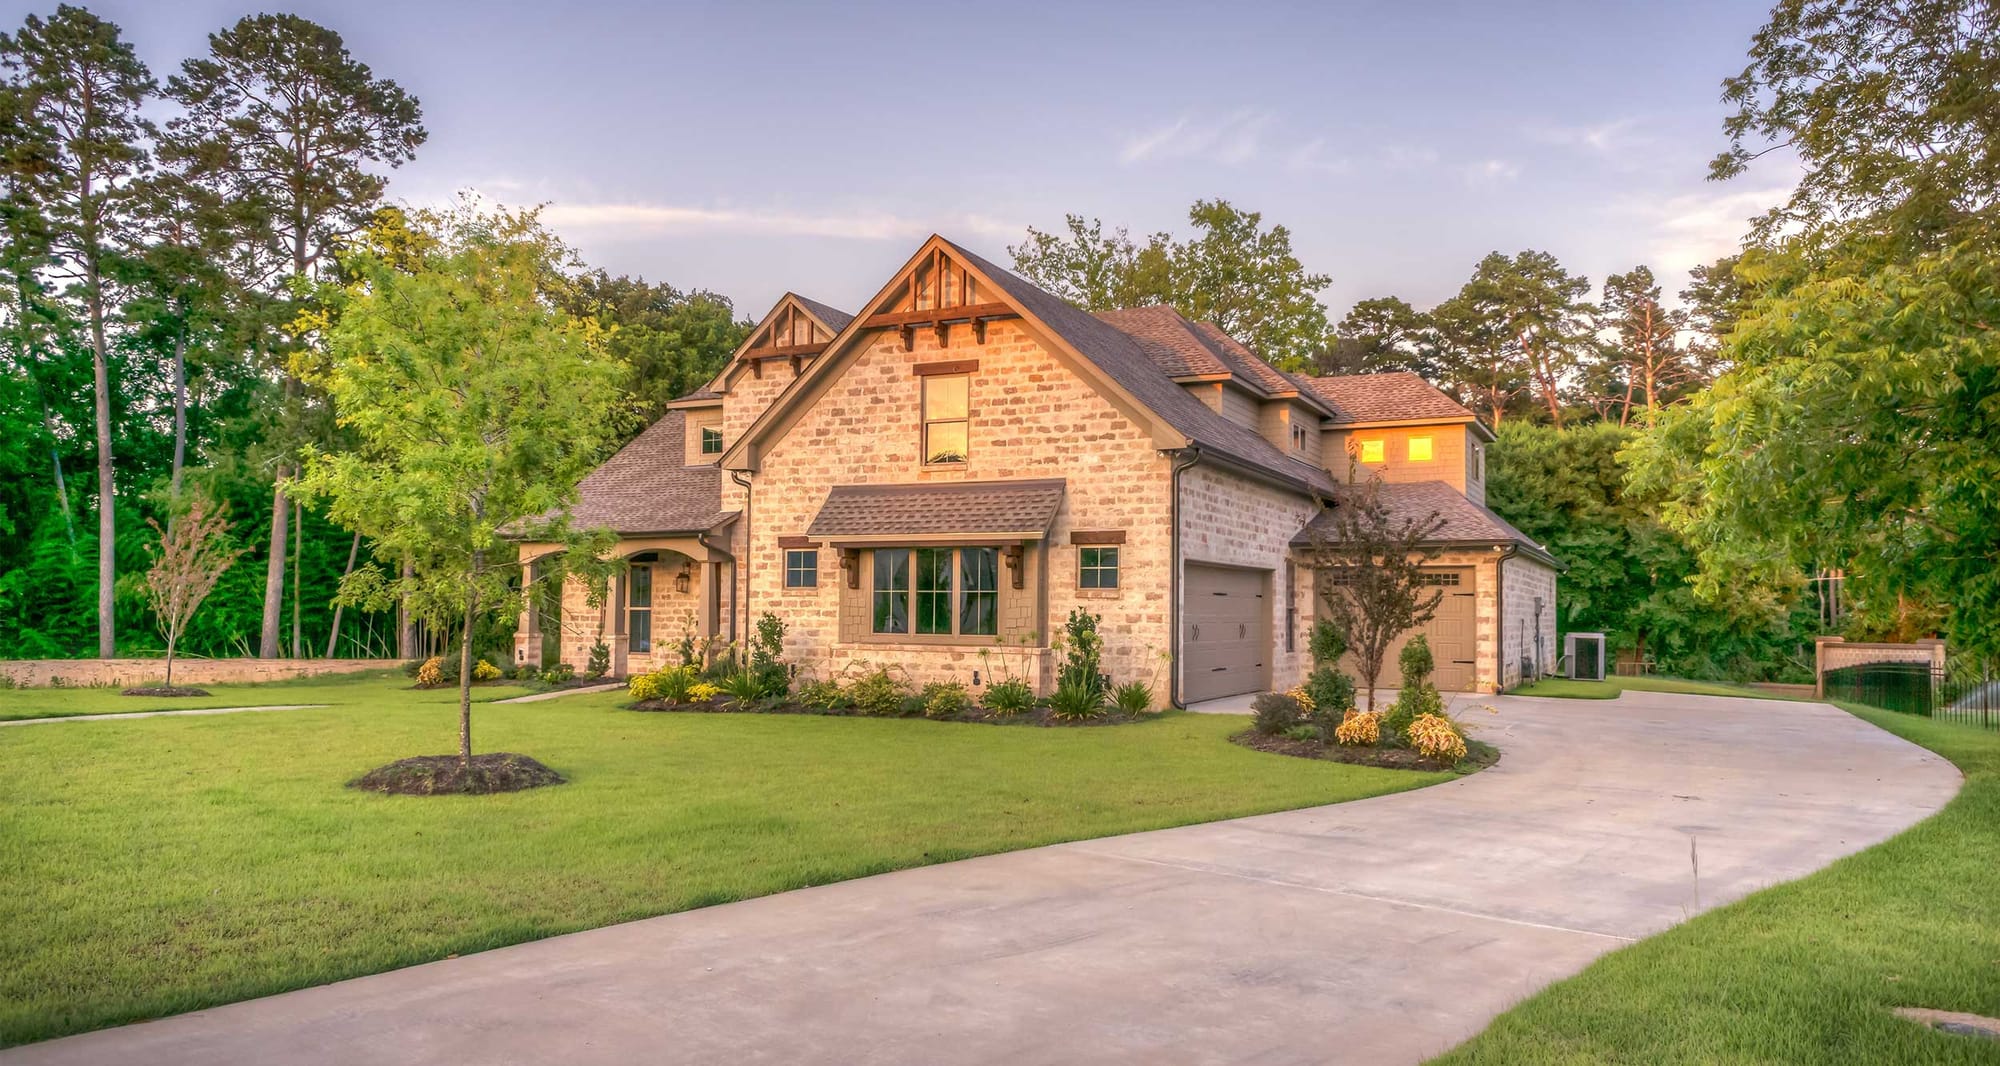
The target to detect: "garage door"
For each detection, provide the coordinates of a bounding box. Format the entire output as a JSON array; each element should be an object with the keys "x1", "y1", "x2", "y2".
[
  {"x1": 1183, "y1": 564, "x2": 1270, "y2": 703},
  {"x1": 1322, "y1": 566, "x2": 1479, "y2": 692}
]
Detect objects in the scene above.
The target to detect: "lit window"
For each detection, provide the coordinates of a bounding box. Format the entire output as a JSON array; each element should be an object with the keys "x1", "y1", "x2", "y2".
[
  {"x1": 1079, "y1": 546, "x2": 1120, "y2": 589},
  {"x1": 1358, "y1": 439, "x2": 1385, "y2": 463},
  {"x1": 923, "y1": 375, "x2": 969, "y2": 464},
  {"x1": 871, "y1": 547, "x2": 997, "y2": 636},
  {"x1": 1408, "y1": 436, "x2": 1433, "y2": 462},
  {"x1": 784, "y1": 549, "x2": 817, "y2": 588},
  {"x1": 628, "y1": 565, "x2": 652, "y2": 652},
  {"x1": 700, "y1": 427, "x2": 722, "y2": 455}
]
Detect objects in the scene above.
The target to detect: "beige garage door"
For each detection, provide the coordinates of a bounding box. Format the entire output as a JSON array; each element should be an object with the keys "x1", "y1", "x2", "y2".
[
  {"x1": 1183, "y1": 564, "x2": 1270, "y2": 703},
  {"x1": 1322, "y1": 566, "x2": 1479, "y2": 692}
]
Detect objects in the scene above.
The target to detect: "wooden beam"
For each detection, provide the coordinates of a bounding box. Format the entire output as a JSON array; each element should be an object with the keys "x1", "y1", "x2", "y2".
[
  {"x1": 776, "y1": 535, "x2": 818, "y2": 548},
  {"x1": 742, "y1": 342, "x2": 828, "y2": 361},
  {"x1": 913, "y1": 359, "x2": 979, "y2": 377},
  {"x1": 862, "y1": 302, "x2": 1018, "y2": 330},
  {"x1": 1070, "y1": 530, "x2": 1127, "y2": 545}
]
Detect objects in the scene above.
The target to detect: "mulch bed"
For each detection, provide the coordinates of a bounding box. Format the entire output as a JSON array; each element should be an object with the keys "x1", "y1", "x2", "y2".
[
  {"x1": 119, "y1": 686, "x2": 211, "y2": 697},
  {"x1": 628, "y1": 697, "x2": 1148, "y2": 727},
  {"x1": 347, "y1": 752, "x2": 567, "y2": 796},
  {"x1": 1233, "y1": 730, "x2": 1501, "y2": 773}
]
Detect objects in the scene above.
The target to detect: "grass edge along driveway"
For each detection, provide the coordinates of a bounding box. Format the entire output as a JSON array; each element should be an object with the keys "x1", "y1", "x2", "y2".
[
  {"x1": 1431, "y1": 703, "x2": 2000, "y2": 1065},
  {"x1": 0, "y1": 688, "x2": 1454, "y2": 1048}
]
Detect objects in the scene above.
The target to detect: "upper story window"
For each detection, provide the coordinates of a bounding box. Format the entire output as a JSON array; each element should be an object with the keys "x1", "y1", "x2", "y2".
[
  {"x1": 1290, "y1": 424, "x2": 1308, "y2": 452},
  {"x1": 700, "y1": 427, "x2": 723, "y2": 454},
  {"x1": 1408, "y1": 436, "x2": 1433, "y2": 462},
  {"x1": 922, "y1": 375, "x2": 969, "y2": 464},
  {"x1": 1473, "y1": 442, "x2": 1485, "y2": 480},
  {"x1": 1358, "y1": 439, "x2": 1385, "y2": 464}
]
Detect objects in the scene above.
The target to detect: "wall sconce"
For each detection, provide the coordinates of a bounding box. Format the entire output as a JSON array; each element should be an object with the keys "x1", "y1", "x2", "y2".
[{"x1": 674, "y1": 561, "x2": 693, "y2": 594}]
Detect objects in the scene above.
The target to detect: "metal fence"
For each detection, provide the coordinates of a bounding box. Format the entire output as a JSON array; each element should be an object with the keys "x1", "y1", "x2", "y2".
[{"x1": 1821, "y1": 662, "x2": 2000, "y2": 730}]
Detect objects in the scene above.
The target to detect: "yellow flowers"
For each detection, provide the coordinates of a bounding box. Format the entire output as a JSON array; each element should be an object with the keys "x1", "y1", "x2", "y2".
[
  {"x1": 414, "y1": 656, "x2": 445, "y2": 688},
  {"x1": 1408, "y1": 712, "x2": 1467, "y2": 763},
  {"x1": 472, "y1": 659, "x2": 503, "y2": 682},
  {"x1": 1334, "y1": 709, "x2": 1381, "y2": 746},
  {"x1": 1285, "y1": 685, "x2": 1316, "y2": 713},
  {"x1": 688, "y1": 682, "x2": 721, "y2": 703}
]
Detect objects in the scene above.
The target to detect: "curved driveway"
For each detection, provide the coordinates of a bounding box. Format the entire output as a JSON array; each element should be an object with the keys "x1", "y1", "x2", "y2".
[{"x1": 4, "y1": 691, "x2": 1960, "y2": 1065}]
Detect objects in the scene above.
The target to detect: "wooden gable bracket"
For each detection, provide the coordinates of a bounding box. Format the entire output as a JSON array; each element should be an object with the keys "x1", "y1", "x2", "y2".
[
  {"x1": 840, "y1": 548, "x2": 862, "y2": 589},
  {"x1": 934, "y1": 320, "x2": 950, "y2": 349},
  {"x1": 1004, "y1": 544, "x2": 1026, "y2": 589},
  {"x1": 971, "y1": 317, "x2": 988, "y2": 344}
]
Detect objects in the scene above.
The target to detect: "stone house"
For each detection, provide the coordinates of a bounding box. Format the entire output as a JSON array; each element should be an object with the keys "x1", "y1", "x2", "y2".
[{"x1": 514, "y1": 236, "x2": 1559, "y2": 701}]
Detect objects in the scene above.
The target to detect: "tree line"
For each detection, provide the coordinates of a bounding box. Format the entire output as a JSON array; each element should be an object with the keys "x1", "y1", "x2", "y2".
[{"x1": 0, "y1": 6, "x2": 746, "y2": 662}]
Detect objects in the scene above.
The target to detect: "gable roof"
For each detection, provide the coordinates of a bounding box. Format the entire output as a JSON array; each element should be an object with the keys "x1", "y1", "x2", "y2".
[
  {"x1": 808, "y1": 479, "x2": 1066, "y2": 540},
  {"x1": 559, "y1": 410, "x2": 732, "y2": 535},
  {"x1": 1088, "y1": 306, "x2": 1335, "y2": 417},
  {"x1": 1297, "y1": 371, "x2": 1491, "y2": 438},
  {"x1": 699, "y1": 292, "x2": 854, "y2": 399},
  {"x1": 1290, "y1": 479, "x2": 1561, "y2": 567},
  {"x1": 791, "y1": 294, "x2": 855, "y2": 334}
]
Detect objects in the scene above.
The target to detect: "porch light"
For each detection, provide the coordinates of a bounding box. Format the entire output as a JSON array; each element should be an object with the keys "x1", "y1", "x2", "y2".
[{"x1": 674, "y1": 561, "x2": 693, "y2": 594}]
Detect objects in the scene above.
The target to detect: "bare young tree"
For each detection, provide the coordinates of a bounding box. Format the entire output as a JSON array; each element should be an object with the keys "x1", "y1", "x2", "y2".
[
  {"x1": 1302, "y1": 470, "x2": 1448, "y2": 712},
  {"x1": 142, "y1": 495, "x2": 245, "y2": 689}
]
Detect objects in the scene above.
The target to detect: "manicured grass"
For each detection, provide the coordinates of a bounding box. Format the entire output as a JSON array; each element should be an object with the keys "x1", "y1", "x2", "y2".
[
  {"x1": 1509, "y1": 674, "x2": 1812, "y2": 701},
  {"x1": 1432, "y1": 704, "x2": 2000, "y2": 1065},
  {"x1": 0, "y1": 683, "x2": 1447, "y2": 1047},
  {"x1": 0, "y1": 669, "x2": 534, "y2": 721}
]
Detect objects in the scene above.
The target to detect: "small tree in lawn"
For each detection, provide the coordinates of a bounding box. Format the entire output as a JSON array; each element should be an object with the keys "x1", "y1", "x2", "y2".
[
  {"x1": 1303, "y1": 470, "x2": 1447, "y2": 712},
  {"x1": 294, "y1": 202, "x2": 627, "y2": 785},
  {"x1": 141, "y1": 495, "x2": 245, "y2": 690}
]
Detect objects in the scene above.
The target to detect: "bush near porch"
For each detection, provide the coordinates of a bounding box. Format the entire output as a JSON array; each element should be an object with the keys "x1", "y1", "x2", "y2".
[{"x1": 0, "y1": 676, "x2": 1445, "y2": 1047}]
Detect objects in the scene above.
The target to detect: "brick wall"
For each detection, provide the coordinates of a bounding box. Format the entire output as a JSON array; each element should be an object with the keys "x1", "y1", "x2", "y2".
[
  {"x1": 0, "y1": 658, "x2": 393, "y2": 689},
  {"x1": 1500, "y1": 554, "x2": 1559, "y2": 687}
]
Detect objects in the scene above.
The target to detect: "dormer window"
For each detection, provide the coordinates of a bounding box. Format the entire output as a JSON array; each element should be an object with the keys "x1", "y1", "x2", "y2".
[
  {"x1": 700, "y1": 427, "x2": 723, "y2": 455},
  {"x1": 1291, "y1": 424, "x2": 1307, "y2": 451},
  {"x1": 922, "y1": 374, "x2": 969, "y2": 465},
  {"x1": 1358, "y1": 439, "x2": 1385, "y2": 464},
  {"x1": 1408, "y1": 436, "x2": 1433, "y2": 462}
]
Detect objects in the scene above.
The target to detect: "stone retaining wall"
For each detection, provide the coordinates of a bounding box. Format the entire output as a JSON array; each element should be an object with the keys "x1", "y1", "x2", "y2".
[{"x1": 0, "y1": 658, "x2": 397, "y2": 689}]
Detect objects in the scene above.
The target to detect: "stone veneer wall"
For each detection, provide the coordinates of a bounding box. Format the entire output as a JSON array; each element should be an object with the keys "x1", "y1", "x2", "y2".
[
  {"x1": 1500, "y1": 553, "x2": 1560, "y2": 687},
  {"x1": 1179, "y1": 465, "x2": 1320, "y2": 694},
  {"x1": 736, "y1": 318, "x2": 1175, "y2": 693},
  {"x1": 0, "y1": 657, "x2": 393, "y2": 688}
]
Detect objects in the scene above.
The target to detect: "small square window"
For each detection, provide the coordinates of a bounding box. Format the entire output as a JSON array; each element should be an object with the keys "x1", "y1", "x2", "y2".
[
  {"x1": 700, "y1": 426, "x2": 723, "y2": 455},
  {"x1": 784, "y1": 549, "x2": 817, "y2": 588},
  {"x1": 1358, "y1": 439, "x2": 1385, "y2": 463},
  {"x1": 1079, "y1": 546, "x2": 1120, "y2": 589},
  {"x1": 1408, "y1": 436, "x2": 1433, "y2": 462}
]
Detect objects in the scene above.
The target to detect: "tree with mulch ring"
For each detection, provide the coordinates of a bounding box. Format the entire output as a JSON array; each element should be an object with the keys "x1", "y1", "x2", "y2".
[
  {"x1": 348, "y1": 753, "x2": 566, "y2": 796},
  {"x1": 119, "y1": 685, "x2": 213, "y2": 698},
  {"x1": 1233, "y1": 729, "x2": 1499, "y2": 773}
]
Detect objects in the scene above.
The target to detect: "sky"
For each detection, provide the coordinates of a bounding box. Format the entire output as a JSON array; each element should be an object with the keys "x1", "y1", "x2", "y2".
[{"x1": 23, "y1": 0, "x2": 1800, "y2": 323}]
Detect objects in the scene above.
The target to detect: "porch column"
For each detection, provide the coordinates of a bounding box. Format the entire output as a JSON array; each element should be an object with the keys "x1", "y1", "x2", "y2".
[
  {"x1": 609, "y1": 568, "x2": 629, "y2": 677},
  {"x1": 516, "y1": 559, "x2": 540, "y2": 668}
]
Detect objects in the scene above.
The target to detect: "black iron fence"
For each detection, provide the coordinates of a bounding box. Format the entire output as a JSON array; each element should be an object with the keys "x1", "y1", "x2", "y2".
[{"x1": 1821, "y1": 662, "x2": 2000, "y2": 730}]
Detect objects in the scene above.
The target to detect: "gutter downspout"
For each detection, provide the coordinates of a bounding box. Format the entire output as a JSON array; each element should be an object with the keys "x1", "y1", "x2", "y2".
[
  {"x1": 1167, "y1": 445, "x2": 1204, "y2": 709},
  {"x1": 1494, "y1": 543, "x2": 1517, "y2": 692},
  {"x1": 729, "y1": 470, "x2": 755, "y2": 649}
]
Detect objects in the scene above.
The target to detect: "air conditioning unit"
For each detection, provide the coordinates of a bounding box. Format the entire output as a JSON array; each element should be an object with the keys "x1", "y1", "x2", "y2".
[{"x1": 1565, "y1": 632, "x2": 1606, "y2": 681}]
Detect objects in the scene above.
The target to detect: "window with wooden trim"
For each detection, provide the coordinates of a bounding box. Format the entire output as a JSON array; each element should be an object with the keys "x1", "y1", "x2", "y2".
[
  {"x1": 628, "y1": 565, "x2": 653, "y2": 652},
  {"x1": 1358, "y1": 438, "x2": 1385, "y2": 463},
  {"x1": 700, "y1": 426, "x2": 723, "y2": 455},
  {"x1": 1079, "y1": 546, "x2": 1120, "y2": 589},
  {"x1": 871, "y1": 547, "x2": 998, "y2": 637},
  {"x1": 1408, "y1": 435, "x2": 1433, "y2": 462},
  {"x1": 922, "y1": 374, "x2": 969, "y2": 464},
  {"x1": 784, "y1": 549, "x2": 817, "y2": 588}
]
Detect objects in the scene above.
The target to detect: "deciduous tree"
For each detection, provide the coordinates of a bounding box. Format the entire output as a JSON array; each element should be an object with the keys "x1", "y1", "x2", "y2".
[
  {"x1": 1301, "y1": 469, "x2": 1447, "y2": 712},
  {"x1": 141, "y1": 494, "x2": 243, "y2": 688}
]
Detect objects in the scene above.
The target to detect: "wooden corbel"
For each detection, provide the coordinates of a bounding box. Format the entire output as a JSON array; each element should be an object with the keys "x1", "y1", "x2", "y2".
[
  {"x1": 1004, "y1": 544, "x2": 1026, "y2": 590},
  {"x1": 934, "y1": 321, "x2": 951, "y2": 349},
  {"x1": 971, "y1": 317, "x2": 988, "y2": 344},
  {"x1": 840, "y1": 548, "x2": 861, "y2": 589}
]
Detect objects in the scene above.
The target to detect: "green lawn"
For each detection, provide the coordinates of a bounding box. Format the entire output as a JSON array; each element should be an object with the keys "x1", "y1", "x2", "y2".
[
  {"x1": 1433, "y1": 704, "x2": 2000, "y2": 1065},
  {"x1": 0, "y1": 668, "x2": 534, "y2": 721},
  {"x1": 0, "y1": 681, "x2": 1446, "y2": 1047},
  {"x1": 1509, "y1": 674, "x2": 1812, "y2": 701}
]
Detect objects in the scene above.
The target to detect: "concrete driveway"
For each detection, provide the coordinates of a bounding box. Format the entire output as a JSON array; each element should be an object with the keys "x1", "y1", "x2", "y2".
[{"x1": 4, "y1": 691, "x2": 1959, "y2": 1066}]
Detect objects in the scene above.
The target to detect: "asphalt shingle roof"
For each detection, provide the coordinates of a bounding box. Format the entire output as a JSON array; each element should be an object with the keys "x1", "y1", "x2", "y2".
[
  {"x1": 1289, "y1": 480, "x2": 1559, "y2": 566},
  {"x1": 1297, "y1": 372, "x2": 1476, "y2": 425},
  {"x1": 563, "y1": 410, "x2": 732, "y2": 535},
  {"x1": 808, "y1": 479, "x2": 1066, "y2": 538},
  {"x1": 792, "y1": 294, "x2": 855, "y2": 334}
]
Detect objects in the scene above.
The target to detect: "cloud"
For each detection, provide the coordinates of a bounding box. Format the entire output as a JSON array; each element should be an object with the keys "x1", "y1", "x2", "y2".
[
  {"x1": 1286, "y1": 138, "x2": 1352, "y2": 176},
  {"x1": 1119, "y1": 109, "x2": 1273, "y2": 166},
  {"x1": 1529, "y1": 117, "x2": 1643, "y2": 155},
  {"x1": 537, "y1": 201, "x2": 1022, "y2": 242},
  {"x1": 1463, "y1": 158, "x2": 1521, "y2": 184},
  {"x1": 1629, "y1": 183, "x2": 1795, "y2": 272},
  {"x1": 1380, "y1": 145, "x2": 1441, "y2": 170}
]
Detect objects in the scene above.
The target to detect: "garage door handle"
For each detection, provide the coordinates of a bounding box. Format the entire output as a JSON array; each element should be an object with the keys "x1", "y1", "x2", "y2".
[
  {"x1": 1238, "y1": 623, "x2": 1247, "y2": 639},
  {"x1": 1192, "y1": 624, "x2": 1200, "y2": 640}
]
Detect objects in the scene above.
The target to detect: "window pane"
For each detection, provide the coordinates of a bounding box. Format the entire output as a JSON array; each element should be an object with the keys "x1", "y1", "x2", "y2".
[
  {"x1": 1079, "y1": 546, "x2": 1118, "y2": 589},
  {"x1": 1408, "y1": 436, "x2": 1433, "y2": 462},
  {"x1": 916, "y1": 548, "x2": 954, "y2": 634},
  {"x1": 1359, "y1": 439, "x2": 1384, "y2": 463},
  {"x1": 960, "y1": 548, "x2": 998, "y2": 635},
  {"x1": 925, "y1": 375, "x2": 968, "y2": 420},
  {"x1": 629, "y1": 566, "x2": 652, "y2": 608},
  {"x1": 629, "y1": 608, "x2": 651, "y2": 653},
  {"x1": 873, "y1": 549, "x2": 909, "y2": 633},
  {"x1": 785, "y1": 549, "x2": 817, "y2": 588},
  {"x1": 701, "y1": 427, "x2": 722, "y2": 454},
  {"x1": 925, "y1": 420, "x2": 967, "y2": 464}
]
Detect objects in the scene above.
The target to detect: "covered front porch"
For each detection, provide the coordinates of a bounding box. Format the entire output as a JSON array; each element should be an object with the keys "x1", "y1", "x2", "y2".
[{"x1": 516, "y1": 535, "x2": 735, "y2": 677}]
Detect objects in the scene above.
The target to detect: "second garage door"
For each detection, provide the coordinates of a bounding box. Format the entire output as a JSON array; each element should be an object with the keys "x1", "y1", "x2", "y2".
[
  {"x1": 1183, "y1": 564, "x2": 1270, "y2": 703},
  {"x1": 1320, "y1": 566, "x2": 1479, "y2": 692}
]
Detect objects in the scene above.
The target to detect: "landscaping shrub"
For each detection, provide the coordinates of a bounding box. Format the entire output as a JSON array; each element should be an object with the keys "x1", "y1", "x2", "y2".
[
  {"x1": 1112, "y1": 680, "x2": 1154, "y2": 715},
  {"x1": 1333, "y1": 709, "x2": 1381, "y2": 746},
  {"x1": 414, "y1": 656, "x2": 446, "y2": 688},
  {"x1": 1407, "y1": 711, "x2": 1467, "y2": 763},
  {"x1": 687, "y1": 681, "x2": 720, "y2": 703},
  {"x1": 539, "y1": 663, "x2": 575, "y2": 685},
  {"x1": 982, "y1": 677, "x2": 1035, "y2": 716},
  {"x1": 1054, "y1": 608, "x2": 1106, "y2": 707},
  {"x1": 1308, "y1": 619, "x2": 1346, "y2": 668},
  {"x1": 472, "y1": 659, "x2": 503, "y2": 682},
  {"x1": 1384, "y1": 635, "x2": 1443, "y2": 745},
  {"x1": 797, "y1": 678, "x2": 851, "y2": 711},
  {"x1": 1048, "y1": 676, "x2": 1108, "y2": 720},
  {"x1": 1302, "y1": 620, "x2": 1359, "y2": 729},
  {"x1": 750, "y1": 613, "x2": 790, "y2": 698},
  {"x1": 629, "y1": 665, "x2": 697, "y2": 704},
  {"x1": 510, "y1": 663, "x2": 538, "y2": 682},
  {"x1": 1283, "y1": 724, "x2": 1323, "y2": 743},
  {"x1": 847, "y1": 668, "x2": 911, "y2": 717},
  {"x1": 719, "y1": 670, "x2": 766, "y2": 705},
  {"x1": 585, "y1": 640, "x2": 610, "y2": 680},
  {"x1": 921, "y1": 680, "x2": 974, "y2": 719},
  {"x1": 1251, "y1": 691, "x2": 1302, "y2": 735}
]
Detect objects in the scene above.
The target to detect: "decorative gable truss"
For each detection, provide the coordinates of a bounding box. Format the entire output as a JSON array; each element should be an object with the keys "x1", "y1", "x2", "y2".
[
  {"x1": 861, "y1": 245, "x2": 1020, "y2": 351},
  {"x1": 727, "y1": 294, "x2": 848, "y2": 384}
]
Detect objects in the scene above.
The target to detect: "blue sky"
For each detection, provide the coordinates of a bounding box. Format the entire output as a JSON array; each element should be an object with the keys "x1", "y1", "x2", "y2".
[{"x1": 43, "y1": 0, "x2": 1797, "y2": 321}]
